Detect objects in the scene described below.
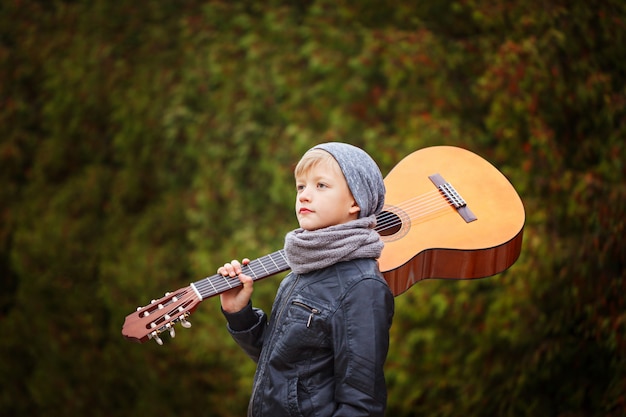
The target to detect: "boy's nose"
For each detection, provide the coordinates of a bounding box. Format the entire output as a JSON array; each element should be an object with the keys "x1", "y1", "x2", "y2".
[{"x1": 298, "y1": 188, "x2": 311, "y2": 201}]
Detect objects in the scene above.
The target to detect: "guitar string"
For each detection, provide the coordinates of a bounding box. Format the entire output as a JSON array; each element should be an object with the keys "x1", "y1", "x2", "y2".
[
  {"x1": 375, "y1": 189, "x2": 451, "y2": 231},
  {"x1": 194, "y1": 252, "x2": 290, "y2": 297},
  {"x1": 194, "y1": 190, "x2": 454, "y2": 297},
  {"x1": 375, "y1": 191, "x2": 443, "y2": 230}
]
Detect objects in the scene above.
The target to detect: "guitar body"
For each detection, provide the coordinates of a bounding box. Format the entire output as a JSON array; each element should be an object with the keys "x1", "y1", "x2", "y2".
[
  {"x1": 122, "y1": 145, "x2": 525, "y2": 343},
  {"x1": 378, "y1": 146, "x2": 525, "y2": 296}
]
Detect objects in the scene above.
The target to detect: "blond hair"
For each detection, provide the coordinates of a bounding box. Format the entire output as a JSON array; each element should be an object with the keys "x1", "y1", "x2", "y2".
[{"x1": 294, "y1": 148, "x2": 342, "y2": 178}]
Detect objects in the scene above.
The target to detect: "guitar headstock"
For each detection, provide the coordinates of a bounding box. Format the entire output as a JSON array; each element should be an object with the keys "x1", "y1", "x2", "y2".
[{"x1": 122, "y1": 286, "x2": 201, "y2": 345}]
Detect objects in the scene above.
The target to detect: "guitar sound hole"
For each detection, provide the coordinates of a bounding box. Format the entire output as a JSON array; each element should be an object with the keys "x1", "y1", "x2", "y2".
[
  {"x1": 376, "y1": 209, "x2": 405, "y2": 235},
  {"x1": 375, "y1": 207, "x2": 409, "y2": 242},
  {"x1": 377, "y1": 211, "x2": 401, "y2": 236}
]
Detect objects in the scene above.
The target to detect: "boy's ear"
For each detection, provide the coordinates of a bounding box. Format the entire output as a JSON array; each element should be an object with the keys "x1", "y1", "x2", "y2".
[{"x1": 349, "y1": 201, "x2": 361, "y2": 215}]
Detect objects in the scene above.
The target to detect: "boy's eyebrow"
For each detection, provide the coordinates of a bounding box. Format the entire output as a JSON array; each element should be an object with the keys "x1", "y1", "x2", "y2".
[{"x1": 295, "y1": 173, "x2": 336, "y2": 184}]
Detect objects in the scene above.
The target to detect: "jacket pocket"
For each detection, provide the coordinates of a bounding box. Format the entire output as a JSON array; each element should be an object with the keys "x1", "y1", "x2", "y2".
[
  {"x1": 285, "y1": 376, "x2": 304, "y2": 417},
  {"x1": 291, "y1": 301, "x2": 320, "y2": 328},
  {"x1": 274, "y1": 298, "x2": 329, "y2": 360}
]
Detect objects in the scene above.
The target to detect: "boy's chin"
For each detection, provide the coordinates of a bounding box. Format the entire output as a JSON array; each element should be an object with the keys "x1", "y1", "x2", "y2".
[{"x1": 297, "y1": 220, "x2": 323, "y2": 231}]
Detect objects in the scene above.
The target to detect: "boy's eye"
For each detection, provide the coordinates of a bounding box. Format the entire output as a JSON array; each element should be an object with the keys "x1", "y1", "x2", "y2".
[
  {"x1": 296, "y1": 184, "x2": 305, "y2": 192},
  {"x1": 317, "y1": 182, "x2": 328, "y2": 189}
]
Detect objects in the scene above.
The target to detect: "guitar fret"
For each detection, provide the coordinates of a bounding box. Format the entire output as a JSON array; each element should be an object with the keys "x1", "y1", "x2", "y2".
[
  {"x1": 277, "y1": 250, "x2": 289, "y2": 268},
  {"x1": 246, "y1": 262, "x2": 259, "y2": 279},
  {"x1": 205, "y1": 276, "x2": 218, "y2": 295},
  {"x1": 268, "y1": 252, "x2": 283, "y2": 270},
  {"x1": 222, "y1": 275, "x2": 234, "y2": 289},
  {"x1": 257, "y1": 256, "x2": 271, "y2": 275}
]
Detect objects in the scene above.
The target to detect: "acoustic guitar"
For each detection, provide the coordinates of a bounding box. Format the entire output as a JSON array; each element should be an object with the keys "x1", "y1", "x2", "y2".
[{"x1": 122, "y1": 146, "x2": 525, "y2": 344}]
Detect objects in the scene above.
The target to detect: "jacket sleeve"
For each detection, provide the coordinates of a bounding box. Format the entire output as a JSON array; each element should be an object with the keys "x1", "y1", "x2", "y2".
[
  {"x1": 331, "y1": 277, "x2": 395, "y2": 417},
  {"x1": 221, "y1": 301, "x2": 267, "y2": 363}
]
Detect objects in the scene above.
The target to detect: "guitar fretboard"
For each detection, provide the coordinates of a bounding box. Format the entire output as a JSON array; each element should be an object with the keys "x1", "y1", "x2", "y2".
[{"x1": 190, "y1": 250, "x2": 291, "y2": 300}]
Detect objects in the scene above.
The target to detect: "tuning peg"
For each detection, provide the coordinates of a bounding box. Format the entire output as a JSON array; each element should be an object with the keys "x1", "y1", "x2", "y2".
[
  {"x1": 151, "y1": 331, "x2": 163, "y2": 346},
  {"x1": 180, "y1": 316, "x2": 192, "y2": 328},
  {"x1": 167, "y1": 323, "x2": 176, "y2": 338}
]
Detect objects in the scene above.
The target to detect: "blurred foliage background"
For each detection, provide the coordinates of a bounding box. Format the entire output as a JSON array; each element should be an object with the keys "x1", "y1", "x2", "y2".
[{"x1": 1, "y1": 0, "x2": 624, "y2": 416}]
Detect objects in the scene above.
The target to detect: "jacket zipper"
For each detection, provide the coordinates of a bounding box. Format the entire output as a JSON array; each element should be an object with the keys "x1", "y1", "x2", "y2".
[
  {"x1": 248, "y1": 274, "x2": 301, "y2": 416},
  {"x1": 292, "y1": 301, "x2": 320, "y2": 328}
]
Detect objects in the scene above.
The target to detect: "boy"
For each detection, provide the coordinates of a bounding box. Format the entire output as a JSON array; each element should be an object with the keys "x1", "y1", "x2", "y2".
[{"x1": 218, "y1": 142, "x2": 394, "y2": 417}]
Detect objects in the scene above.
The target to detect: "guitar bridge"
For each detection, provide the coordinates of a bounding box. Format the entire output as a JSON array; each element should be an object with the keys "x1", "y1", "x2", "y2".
[{"x1": 429, "y1": 174, "x2": 477, "y2": 223}]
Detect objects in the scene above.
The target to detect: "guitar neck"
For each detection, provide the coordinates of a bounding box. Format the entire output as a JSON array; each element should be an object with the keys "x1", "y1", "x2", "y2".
[
  {"x1": 190, "y1": 250, "x2": 291, "y2": 300},
  {"x1": 189, "y1": 208, "x2": 389, "y2": 300}
]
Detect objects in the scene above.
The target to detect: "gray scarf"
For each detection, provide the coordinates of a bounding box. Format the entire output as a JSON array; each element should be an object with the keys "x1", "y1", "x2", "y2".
[{"x1": 283, "y1": 216, "x2": 383, "y2": 274}]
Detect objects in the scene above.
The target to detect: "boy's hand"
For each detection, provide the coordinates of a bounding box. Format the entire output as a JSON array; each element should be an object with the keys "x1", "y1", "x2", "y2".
[{"x1": 218, "y1": 258, "x2": 254, "y2": 313}]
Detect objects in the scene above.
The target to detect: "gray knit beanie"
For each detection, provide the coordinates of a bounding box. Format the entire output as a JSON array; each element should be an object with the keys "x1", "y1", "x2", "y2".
[{"x1": 313, "y1": 142, "x2": 385, "y2": 218}]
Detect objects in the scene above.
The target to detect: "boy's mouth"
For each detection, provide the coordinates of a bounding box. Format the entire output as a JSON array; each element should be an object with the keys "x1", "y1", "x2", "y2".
[{"x1": 299, "y1": 208, "x2": 312, "y2": 214}]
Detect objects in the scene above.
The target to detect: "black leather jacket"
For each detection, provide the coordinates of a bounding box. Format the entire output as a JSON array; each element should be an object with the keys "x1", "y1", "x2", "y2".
[{"x1": 223, "y1": 258, "x2": 394, "y2": 417}]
